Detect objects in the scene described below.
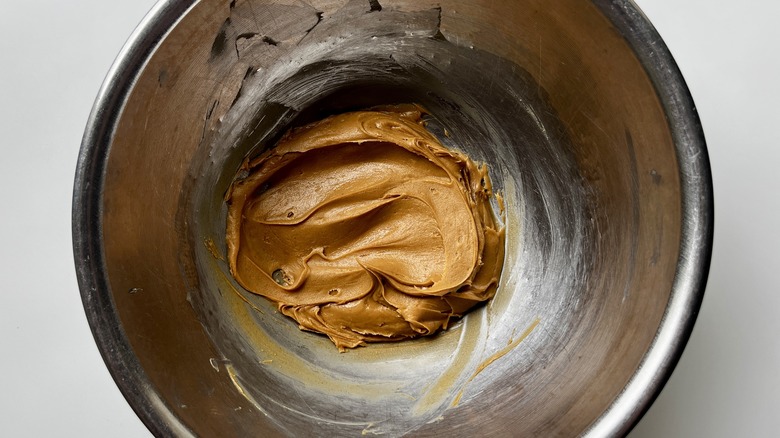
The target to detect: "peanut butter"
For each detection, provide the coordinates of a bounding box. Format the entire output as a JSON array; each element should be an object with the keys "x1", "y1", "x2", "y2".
[{"x1": 225, "y1": 105, "x2": 504, "y2": 350}]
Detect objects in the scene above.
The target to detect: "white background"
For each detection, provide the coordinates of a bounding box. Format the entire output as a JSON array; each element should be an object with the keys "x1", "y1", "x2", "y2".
[{"x1": 1, "y1": 0, "x2": 777, "y2": 436}]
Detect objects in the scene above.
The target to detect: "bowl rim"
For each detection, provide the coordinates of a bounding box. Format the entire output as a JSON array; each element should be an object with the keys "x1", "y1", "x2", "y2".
[{"x1": 72, "y1": 0, "x2": 713, "y2": 436}]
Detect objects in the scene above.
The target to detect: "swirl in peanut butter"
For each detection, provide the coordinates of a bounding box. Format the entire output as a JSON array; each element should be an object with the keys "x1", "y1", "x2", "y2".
[{"x1": 225, "y1": 105, "x2": 504, "y2": 350}]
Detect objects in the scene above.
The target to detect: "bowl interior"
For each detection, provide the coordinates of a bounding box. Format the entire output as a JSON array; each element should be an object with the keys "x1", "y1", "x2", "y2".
[{"x1": 86, "y1": 0, "x2": 698, "y2": 436}]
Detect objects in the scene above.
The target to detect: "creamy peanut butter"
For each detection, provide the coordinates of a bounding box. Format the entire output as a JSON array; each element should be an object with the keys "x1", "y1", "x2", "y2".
[{"x1": 225, "y1": 105, "x2": 504, "y2": 350}]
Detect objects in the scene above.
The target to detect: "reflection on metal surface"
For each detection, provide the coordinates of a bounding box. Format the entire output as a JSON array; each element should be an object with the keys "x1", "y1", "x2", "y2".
[{"x1": 74, "y1": 0, "x2": 712, "y2": 436}]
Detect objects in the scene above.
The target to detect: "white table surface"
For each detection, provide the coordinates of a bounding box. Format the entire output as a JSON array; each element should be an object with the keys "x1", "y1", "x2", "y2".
[{"x1": 1, "y1": 1, "x2": 777, "y2": 436}]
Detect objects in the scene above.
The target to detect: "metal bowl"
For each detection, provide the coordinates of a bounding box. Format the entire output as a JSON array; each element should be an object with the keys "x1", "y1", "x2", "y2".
[{"x1": 73, "y1": 0, "x2": 712, "y2": 436}]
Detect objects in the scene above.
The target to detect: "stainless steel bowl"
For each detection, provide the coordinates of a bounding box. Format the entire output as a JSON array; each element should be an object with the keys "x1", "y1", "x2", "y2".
[{"x1": 73, "y1": 0, "x2": 712, "y2": 436}]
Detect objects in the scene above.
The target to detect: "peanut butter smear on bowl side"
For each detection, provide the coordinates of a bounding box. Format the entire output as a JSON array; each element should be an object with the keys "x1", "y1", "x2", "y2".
[{"x1": 225, "y1": 105, "x2": 505, "y2": 351}]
